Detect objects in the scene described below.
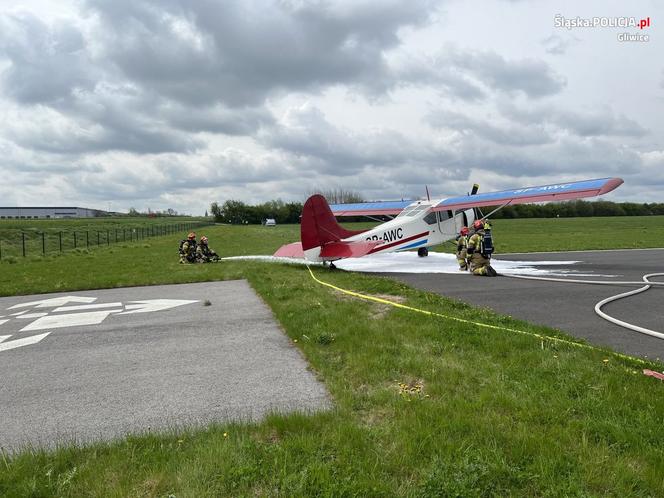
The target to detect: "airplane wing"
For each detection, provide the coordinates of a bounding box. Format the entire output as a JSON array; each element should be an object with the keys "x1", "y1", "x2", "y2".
[
  {"x1": 328, "y1": 200, "x2": 413, "y2": 216},
  {"x1": 432, "y1": 178, "x2": 623, "y2": 212}
]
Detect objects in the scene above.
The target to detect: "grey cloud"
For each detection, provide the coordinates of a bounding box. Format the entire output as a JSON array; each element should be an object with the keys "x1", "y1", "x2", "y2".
[
  {"x1": 500, "y1": 102, "x2": 648, "y2": 138},
  {"x1": 394, "y1": 54, "x2": 486, "y2": 101},
  {"x1": 426, "y1": 109, "x2": 553, "y2": 146},
  {"x1": 451, "y1": 134, "x2": 642, "y2": 179},
  {"x1": 0, "y1": 1, "x2": 439, "y2": 156},
  {"x1": 394, "y1": 46, "x2": 566, "y2": 101},
  {"x1": 0, "y1": 13, "x2": 96, "y2": 104},
  {"x1": 439, "y1": 46, "x2": 566, "y2": 98},
  {"x1": 158, "y1": 103, "x2": 275, "y2": 135},
  {"x1": 259, "y1": 103, "x2": 453, "y2": 176},
  {"x1": 84, "y1": 0, "x2": 439, "y2": 107},
  {"x1": 5, "y1": 101, "x2": 203, "y2": 155}
]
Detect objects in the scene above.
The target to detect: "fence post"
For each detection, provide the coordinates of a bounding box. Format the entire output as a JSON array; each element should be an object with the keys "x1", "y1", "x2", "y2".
[
  {"x1": 107, "y1": 230, "x2": 110, "y2": 246},
  {"x1": 42, "y1": 232, "x2": 45, "y2": 255},
  {"x1": 74, "y1": 232, "x2": 77, "y2": 248},
  {"x1": 86, "y1": 231, "x2": 89, "y2": 248},
  {"x1": 97, "y1": 231, "x2": 100, "y2": 246},
  {"x1": 59, "y1": 232, "x2": 62, "y2": 252},
  {"x1": 22, "y1": 232, "x2": 26, "y2": 257}
]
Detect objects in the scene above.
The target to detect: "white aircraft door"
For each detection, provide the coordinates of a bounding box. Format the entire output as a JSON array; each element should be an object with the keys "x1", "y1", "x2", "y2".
[{"x1": 437, "y1": 210, "x2": 457, "y2": 240}]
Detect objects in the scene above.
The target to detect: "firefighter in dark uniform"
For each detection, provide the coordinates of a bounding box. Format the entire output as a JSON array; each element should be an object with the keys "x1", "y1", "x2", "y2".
[
  {"x1": 196, "y1": 235, "x2": 220, "y2": 262},
  {"x1": 456, "y1": 226, "x2": 470, "y2": 271},
  {"x1": 466, "y1": 220, "x2": 497, "y2": 276},
  {"x1": 179, "y1": 232, "x2": 197, "y2": 264}
]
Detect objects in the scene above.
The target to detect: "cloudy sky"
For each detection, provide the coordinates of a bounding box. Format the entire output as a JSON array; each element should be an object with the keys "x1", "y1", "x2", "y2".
[{"x1": 0, "y1": 0, "x2": 661, "y2": 215}]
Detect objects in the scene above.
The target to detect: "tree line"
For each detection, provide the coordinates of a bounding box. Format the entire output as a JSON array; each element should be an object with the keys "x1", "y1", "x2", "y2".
[
  {"x1": 487, "y1": 200, "x2": 664, "y2": 219},
  {"x1": 209, "y1": 197, "x2": 664, "y2": 224},
  {"x1": 209, "y1": 189, "x2": 363, "y2": 224}
]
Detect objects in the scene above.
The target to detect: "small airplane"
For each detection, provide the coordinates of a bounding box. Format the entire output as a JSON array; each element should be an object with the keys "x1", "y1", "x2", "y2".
[{"x1": 274, "y1": 177, "x2": 624, "y2": 263}]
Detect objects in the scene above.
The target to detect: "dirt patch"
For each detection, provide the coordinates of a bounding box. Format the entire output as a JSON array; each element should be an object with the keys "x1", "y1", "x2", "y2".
[{"x1": 331, "y1": 289, "x2": 407, "y2": 319}]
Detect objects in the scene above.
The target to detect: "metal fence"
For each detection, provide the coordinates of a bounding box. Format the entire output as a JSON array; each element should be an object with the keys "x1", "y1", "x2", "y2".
[{"x1": 0, "y1": 221, "x2": 210, "y2": 260}]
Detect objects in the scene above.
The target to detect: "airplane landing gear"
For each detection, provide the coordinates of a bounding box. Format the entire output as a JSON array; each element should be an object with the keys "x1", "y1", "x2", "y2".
[{"x1": 417, "y1": 247, "x2": 429, "y2": 257}]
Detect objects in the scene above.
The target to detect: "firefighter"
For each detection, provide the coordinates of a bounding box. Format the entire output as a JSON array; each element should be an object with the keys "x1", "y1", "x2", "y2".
[
  {"x1": 456, "y1": 226, "x2": 470, "y2": 271},
  {"x1": 196, "y1": 235, "x2": 220, "y2": 262},
  {"x1": 179, "y1": 232, "x2": 197, "y2": 264},
  {"x1": 466, "y1": 220, "x2": 497, "y2": 276}
]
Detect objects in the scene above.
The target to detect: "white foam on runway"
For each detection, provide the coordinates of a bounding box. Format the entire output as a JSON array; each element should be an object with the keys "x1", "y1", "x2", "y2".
[
  {"x1": 223, "y1": 252, "x2": 611, "y2": 277},
  {"x1": 334, "y1": 252, "x2": 589, "y2": 276}
]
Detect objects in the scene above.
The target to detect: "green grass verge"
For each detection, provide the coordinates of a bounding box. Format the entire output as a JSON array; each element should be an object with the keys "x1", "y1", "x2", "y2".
[
  {"x1": 1, "y1": 219, "x2": 663, "y2": 496},
  {"x1": 0, "y1": 217, "x2": 208, "y2": 260}
]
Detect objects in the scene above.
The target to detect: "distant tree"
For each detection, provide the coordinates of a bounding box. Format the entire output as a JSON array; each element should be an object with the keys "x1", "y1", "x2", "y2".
[
  {"x1": 220, "y1": 200, "x2": 250, "y2": 224},
  {"x1": 593, "y1": 201, "x2": 626, "y2": 217},
  {"x1": 204, "y1": 210, "x2": 208, "y2": 218},
  {"x1": 210, "y1": 202, "x2": 222, "y2": 221},
  {"x1": 308, "y1": 188, "x2": 364, "y2": 204},
  {"x1": 284, "y1": 202, "x2": 303, "y2": 223},
  {"x1": 128, "y1": 207, "x2": 140, "y2": 216}
]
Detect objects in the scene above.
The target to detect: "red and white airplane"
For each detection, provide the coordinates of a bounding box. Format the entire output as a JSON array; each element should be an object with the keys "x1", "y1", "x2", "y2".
[{"x1": 274, "y1": 177, "x2": 623, "y2": 263}]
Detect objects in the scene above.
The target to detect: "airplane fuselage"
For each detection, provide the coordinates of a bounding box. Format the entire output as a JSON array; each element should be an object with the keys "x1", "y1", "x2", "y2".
[{"x1": 310, "y1": 200, "x2": 475, "y2": 261}]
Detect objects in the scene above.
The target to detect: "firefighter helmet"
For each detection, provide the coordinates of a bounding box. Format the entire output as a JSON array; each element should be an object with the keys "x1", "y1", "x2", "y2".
[
  {"x1": 187, "y1": 232, "x2": 196, "y2": 240},
  {"x1": 460, "y1": 226, "x2": 469, "y2": 236},
  {"x1": 472, "y1": 219, "x2": 484, "y2": 230}
]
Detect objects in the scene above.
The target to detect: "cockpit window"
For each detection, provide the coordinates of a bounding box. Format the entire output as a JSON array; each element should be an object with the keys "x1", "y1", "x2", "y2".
[
  {"x1": 437, "y1": 210, "x2": 453, "y2": 222},
  {"x1": 423, "y1": 212, "x2": 437, "y2": 225}
]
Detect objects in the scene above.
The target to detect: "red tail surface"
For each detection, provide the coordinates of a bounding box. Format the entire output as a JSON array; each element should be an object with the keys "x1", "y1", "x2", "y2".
[{"x1": 301, "y1": 195, "x2": 366, "y2": 251}]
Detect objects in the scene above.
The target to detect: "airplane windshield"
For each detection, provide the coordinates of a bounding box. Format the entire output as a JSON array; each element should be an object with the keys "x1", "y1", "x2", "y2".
[{"x1": 397, "y1": 205, "x2": 428, "y2": 217}]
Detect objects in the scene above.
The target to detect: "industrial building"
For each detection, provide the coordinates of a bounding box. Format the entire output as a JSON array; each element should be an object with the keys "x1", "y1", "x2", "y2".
[{"x1": 0, "y1": 207, "x2": 108, "y2": 219}]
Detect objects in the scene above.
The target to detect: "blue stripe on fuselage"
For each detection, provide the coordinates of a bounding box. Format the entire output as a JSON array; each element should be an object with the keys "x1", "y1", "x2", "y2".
[{"x1": 397, "y1": 239, "x2": 428, "y2": 250}]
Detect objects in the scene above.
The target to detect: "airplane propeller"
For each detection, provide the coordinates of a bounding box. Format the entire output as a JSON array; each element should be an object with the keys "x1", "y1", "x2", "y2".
[{"x1": 470, "y1": 183, "x2": 485, "y2": 221}]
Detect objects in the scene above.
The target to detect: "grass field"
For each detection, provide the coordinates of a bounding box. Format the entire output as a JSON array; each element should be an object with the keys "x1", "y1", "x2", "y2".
[
  {"x1": 0, "y1": 217, "x2": 208, "y2": 260},
  {"x1": 1, "y1": 217, "x2": 663, "y2": 496}
]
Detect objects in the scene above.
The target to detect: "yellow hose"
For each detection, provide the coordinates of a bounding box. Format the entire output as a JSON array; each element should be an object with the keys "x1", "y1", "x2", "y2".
[{"x1": 306, "y1": 266, "x2": 650, "y2": 367}]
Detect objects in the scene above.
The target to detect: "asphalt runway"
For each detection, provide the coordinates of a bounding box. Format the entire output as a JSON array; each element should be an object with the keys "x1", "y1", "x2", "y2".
[
  {"x1": 0, "y1": 280, "x2": 330, "y2": 452},
  {"x1": 379, "y1": 249, "x2": 664, "y2": 361}
]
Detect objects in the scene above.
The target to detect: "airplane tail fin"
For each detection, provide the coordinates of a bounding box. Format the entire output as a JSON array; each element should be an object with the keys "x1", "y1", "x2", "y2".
[{"x1": 301, "y1": 194, "x2": 366, "y2": 251}]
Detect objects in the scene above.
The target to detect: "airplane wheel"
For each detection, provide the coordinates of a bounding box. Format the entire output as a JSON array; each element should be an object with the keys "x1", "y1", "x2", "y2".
[{"x1": 417, "y1": 247, "x2": 429, "y2": 257}]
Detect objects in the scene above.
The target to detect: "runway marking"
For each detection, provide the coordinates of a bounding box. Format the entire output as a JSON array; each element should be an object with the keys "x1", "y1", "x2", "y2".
[
  {"x1": 3, "y1": 297, "x2": 200, "y2": 343},
  {"x1": 20, "y1": 311, "x2": 119, "y2": 332},
  {"x1": 0, "y1": 333, "x2": 51, "y2": 353},
  {"x1": 53, "y1": 302, "x2": 123, "y2": 313},
  {"x1": 119, "y1": 299, "x2": 199, "y2": 314},
  {"x1": 8, "y1": 296, "x2": 97, "y2": 310},
  {"x1": 16, "y1": 313, "x2": 49, "y2": 319}
]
